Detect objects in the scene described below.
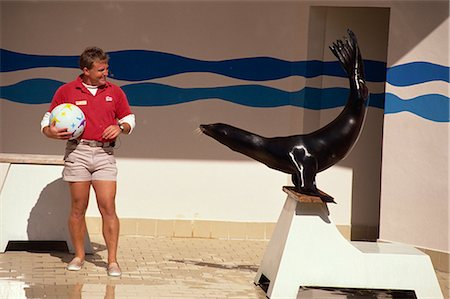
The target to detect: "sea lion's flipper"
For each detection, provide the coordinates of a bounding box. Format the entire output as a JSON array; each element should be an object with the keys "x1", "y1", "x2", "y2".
[
  {"x1": 288, "y1": 148, "x2": 319, "y2": 195},
  {"x1": 329, "y1": 30, "x2": 358, "y2": 77},
  {"x1": 330, "y1": 30, "x2": 368, "y2": 99},
  {"x1": 288, "y1": 149, "x2": 336, "y2": 202}
]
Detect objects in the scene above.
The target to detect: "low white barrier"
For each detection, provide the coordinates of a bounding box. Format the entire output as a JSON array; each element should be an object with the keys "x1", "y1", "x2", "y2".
[{"x1": 0, "y1": 153, "x2": 92, "y2": 253}]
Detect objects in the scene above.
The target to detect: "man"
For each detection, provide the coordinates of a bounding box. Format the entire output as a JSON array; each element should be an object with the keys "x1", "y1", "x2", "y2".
[{"x1": 41, "y1": 47, "x2": 135, "y2": 277}]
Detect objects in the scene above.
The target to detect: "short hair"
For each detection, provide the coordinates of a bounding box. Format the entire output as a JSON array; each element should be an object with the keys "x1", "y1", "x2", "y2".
[{"x1": 79, "y1": 47, "x2": 109, "y2": 70}]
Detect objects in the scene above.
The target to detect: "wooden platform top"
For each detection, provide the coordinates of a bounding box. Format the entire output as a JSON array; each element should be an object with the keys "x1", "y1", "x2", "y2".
[
  {"x1": 0, "y1": 153, "x2": 64, "y2": 165},
  {"x1": 282, "y1": 186, "x2": 334, "y2": 203}
]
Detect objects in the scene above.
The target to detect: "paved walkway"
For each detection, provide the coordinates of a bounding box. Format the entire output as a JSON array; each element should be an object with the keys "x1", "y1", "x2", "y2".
[{"x1": 0, "y1": 235, "x2": 448, "y2": 298}]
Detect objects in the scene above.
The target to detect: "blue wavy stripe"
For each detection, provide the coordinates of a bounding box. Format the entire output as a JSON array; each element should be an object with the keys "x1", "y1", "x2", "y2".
[
  {"x1": 0, "y1": 49, "x2": 386, "y2": 82},
  {"x1": 387, "y1": 62, "x2": 449, "y2": 86},
  {"x1": 0, "y1": 49, "x2": 79, "y2": 70},
  {"x1": 4, "y1": 48, "x2": 448, "y2": 87},
  {"x1": 0, "y1": 79, "x2": 62, "y2": 104},
  {"x1": 385, "y1": 93, "x2": 450, "y2": 122},
  {"x1": 0, "y1": 78, "x2": 384, "y2": 110}
]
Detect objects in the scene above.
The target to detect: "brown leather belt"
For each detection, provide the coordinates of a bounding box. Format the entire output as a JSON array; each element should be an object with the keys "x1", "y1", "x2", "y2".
[{"x1": 70, "y1": 139, "x2": 115, "y2": 148}]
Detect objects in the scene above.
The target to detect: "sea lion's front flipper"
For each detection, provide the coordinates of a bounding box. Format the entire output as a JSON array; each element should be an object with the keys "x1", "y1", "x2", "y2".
[
  {"x1": 289, "y1": 149, "x2": 334, "y2": 202},
  {"x1": 288, "y1": 148, "x2": 319, "y2": 196}
]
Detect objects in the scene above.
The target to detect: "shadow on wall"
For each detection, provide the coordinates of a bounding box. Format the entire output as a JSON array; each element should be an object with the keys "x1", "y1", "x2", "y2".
[
  {"x1": 386, "y1": 1, "x2": 449, "y2": 65},
  {"x1": 26, "y1": 178, "x2": 91, "y2": 250},
  {"x1": 337, "y1": 109, "x2": 384, "y2": 241}
]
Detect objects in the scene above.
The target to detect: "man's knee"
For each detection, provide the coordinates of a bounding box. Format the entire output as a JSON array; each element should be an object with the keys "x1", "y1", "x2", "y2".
[
  {"x1": 69, "y1": 211, "x2": 86, "y2": 221},
  {"x1": 99, "y1": 205, "x2": 118, "y2": 219}
]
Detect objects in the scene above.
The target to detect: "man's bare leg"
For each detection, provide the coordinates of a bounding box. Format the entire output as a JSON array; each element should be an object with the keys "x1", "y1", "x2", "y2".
[{"x1": 67, "y1": 181, "x2": 91, "y2": 269}]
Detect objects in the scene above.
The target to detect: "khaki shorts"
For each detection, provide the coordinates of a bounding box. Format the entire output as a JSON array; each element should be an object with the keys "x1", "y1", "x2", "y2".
[{"x1": 63, "y1": 141, "x2": 117, "y2": 182}]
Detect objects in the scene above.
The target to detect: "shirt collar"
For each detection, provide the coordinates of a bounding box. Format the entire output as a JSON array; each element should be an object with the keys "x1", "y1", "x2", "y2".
[{"x1": 76, "y1": 75, "x2": 111, "y2": 92}]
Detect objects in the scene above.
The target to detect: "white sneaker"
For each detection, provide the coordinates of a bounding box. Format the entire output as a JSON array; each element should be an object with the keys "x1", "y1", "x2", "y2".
[
  {"x1": 66, "y1": 257, "x2": 84, "y2": 271},
  {"x1": 107, "y1": 262, "x2": 122, "y2": 277}
]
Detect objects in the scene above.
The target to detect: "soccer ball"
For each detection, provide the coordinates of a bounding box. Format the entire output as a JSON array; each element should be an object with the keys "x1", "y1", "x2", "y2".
[{"x1": 50, "y1": 103, "x2": 86, "y2": 140}]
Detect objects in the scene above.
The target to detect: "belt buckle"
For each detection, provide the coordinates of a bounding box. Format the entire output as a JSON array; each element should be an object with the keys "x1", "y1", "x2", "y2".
[{"x1": 88, "y1": 140, "x2": 98, "y2": 147}]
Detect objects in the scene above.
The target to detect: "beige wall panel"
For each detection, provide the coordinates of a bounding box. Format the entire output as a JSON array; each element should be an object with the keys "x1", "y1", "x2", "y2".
[
  {"x1": 380, "y1": 113, "x2": 449, "y2": 251},
  {"x1": 1, "y1": 1, "x2": 308, "y2": 60}
]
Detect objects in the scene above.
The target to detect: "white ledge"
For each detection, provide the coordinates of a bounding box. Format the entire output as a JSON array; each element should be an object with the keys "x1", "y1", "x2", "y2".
[{"x1": 0, "y1": 153, "x2": 64, "y2": 165}]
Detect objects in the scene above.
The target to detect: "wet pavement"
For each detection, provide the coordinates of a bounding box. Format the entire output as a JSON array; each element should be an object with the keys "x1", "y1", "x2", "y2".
[{"x1": 0, "y1": 235, "x2": 448, "y2": 298}]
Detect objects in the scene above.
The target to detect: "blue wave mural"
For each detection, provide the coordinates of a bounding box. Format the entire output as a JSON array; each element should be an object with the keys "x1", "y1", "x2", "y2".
[
  {"x1": 0, "y1": 79, "x2": 61, "y2": 105},
  {"x1": 3, "y1": 49, "x2": 448, "y2": 85},
  {"x1": 0, "y1": 49, "x2": 386, "y2": 82},
  {"x1": 385, "y1": 93, "x2": 449, "y2": 122},
  {"x1": 387, "y1": 62, "x2": 449, "y2": 86},
  {"x1": 0, "y1": 78, "x2": 385, "y2": 110},
  {"x1": 1, "y1": 49, "x2": 449, "y2": 122}
]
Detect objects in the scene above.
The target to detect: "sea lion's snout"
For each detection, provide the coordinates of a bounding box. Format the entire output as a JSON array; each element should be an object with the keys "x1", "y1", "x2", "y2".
[
  {"x1": 200, "y1": 123, "x2": 231, "y2": 138},
  {"x1": 199, "y1": 124, "x2": 221, "y2": 139},
  {"x1": 200, "y1": 123, "x2": 218, "y2": 133},
  {"x1": 199, "y1": 124, "x2": 210, "y2": 136}
]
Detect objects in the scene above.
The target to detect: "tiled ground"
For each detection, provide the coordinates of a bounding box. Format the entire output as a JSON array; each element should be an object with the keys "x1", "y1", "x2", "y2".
[
  {"x1": 0, "y1": 235, "x2": 448, "y2": 299},
  {"x1": 0, "y1": 235, "x2": 267, "y2": 299}
]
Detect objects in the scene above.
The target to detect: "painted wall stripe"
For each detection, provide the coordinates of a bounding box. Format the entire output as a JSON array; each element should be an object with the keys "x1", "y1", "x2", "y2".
[
  {"x1": 387, "y1": 62, "x2": 449, "y2": 86},
  {"x1": 0, "y1": 49, "x2": 386, "y2": 82},
  {"x1": 1, "y1": 49, "x2": 449, "y2": 122},
  {"x1": 384, "y1": 93, "x2": 450, "y2": 122},
  {"x1": 1, "y1": 78, "x2": 385, "y2": 110}
]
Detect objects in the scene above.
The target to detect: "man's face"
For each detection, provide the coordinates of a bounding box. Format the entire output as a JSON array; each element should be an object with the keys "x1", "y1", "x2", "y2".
[{"x1": 83, "y1": 60, "x2": 108, "y2": 86}]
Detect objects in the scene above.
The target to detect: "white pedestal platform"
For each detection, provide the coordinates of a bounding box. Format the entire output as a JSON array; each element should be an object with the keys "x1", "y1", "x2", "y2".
[
  {"x1": 254, "y1": 187, "x2": 443, "y2": 299},
  {"x1": 0, "y1": 155, "x2": 93, "y2": 254}
]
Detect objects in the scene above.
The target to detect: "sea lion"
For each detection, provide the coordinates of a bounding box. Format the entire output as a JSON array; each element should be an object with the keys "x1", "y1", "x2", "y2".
[{"x1": 200, "y1": 30, "x2": 368, "y2": 202}]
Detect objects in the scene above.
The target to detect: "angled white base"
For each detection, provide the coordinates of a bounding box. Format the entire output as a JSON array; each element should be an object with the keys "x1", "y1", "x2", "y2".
[
  {"x1": 255, "y1": 188, "x2": 443, "y2": 299},
  {"x1": 0, "y1": 163, "x2": 93, "y2": 254}
]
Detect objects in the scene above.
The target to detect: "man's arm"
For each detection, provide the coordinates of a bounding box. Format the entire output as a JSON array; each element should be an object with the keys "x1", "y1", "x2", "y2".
[{"x1": 40, "y1": 112, "x2": 72, "y2": 139}]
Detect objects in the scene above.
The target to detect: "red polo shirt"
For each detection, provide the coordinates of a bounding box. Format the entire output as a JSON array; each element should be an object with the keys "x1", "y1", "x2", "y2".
[{"x1": 48, "y1": 76, "x2": 132, "y2": 142}]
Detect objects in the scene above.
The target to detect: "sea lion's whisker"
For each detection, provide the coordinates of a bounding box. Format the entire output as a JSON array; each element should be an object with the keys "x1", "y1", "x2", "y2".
[{"x1": 193, "y1": 127, "x2": 203, "y2": 136}]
